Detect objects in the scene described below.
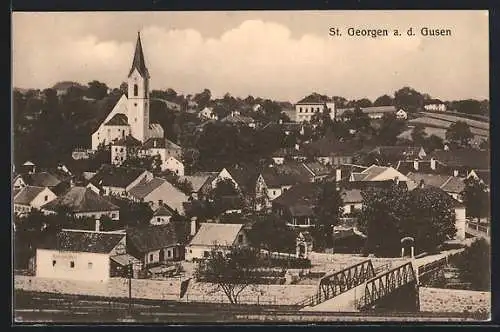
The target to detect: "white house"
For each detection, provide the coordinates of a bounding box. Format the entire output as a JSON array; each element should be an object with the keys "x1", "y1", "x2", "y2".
[
  {"x1": 341, "y1": 188, "x2": 363, "y2": 215},
  {"x1": 164, "y1": 156, "x2": 185, "y2": 176},
  {"x1": 110, "y1": 136, "x2": 142, "y2": 166},
  {"x1": 13, "y1": 186, "x2": 57, "y2": 216},
  {"x1": 198, "y1": 107, "x2": 218, "y2": 121},
  {"x1": 41, "y1": 186, "x2": 120, "y2": 221},
  {"x1": 396, "y1": 109, "x2": 408, "y2": 120},
  {"x1": 141, "y1": 138, "x2": 183, "y2": 171},
  {"x1": 35, "y1": 229, "x2": 127, "y2": 282},
  {"x1": 128, "y1": 177, "x2": 189, "y2": 214},
  {"x1": 149, "y1": 205, "x2": 172, "y2": 226},
  {"x1": 185, "y1": 223, "x2": 249, "y2": 261},
  {"x1": 295, "y1": 94, "x2": 335, "y2": 122},
  {"x1": 91, "y1": 32, "x2": 163, "y2": 150},
  {"x1": 424, "y1": 103, "x2": 447, "y2": 112}
]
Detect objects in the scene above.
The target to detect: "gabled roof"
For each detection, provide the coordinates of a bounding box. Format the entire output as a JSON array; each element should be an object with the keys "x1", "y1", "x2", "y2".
[
  {"x1": 41, "y1": 186, "x2": 118, "y2": 213},
  {"x1": 127, "y1": 224, "x2": 179, "y2": 253},
  {"x1": 25, "y1": 172, "x2": 62, "y2": 188},
  {"x1": 128, "y1": 32, "x2": 150, "y2": 78},
  {"x1": 128, "y1": 177, "x2": 165, "y2": 199},
  {"x1": 261, "y1": 167, "x2": 299, "y2": 188},
  {"x1": 406, "y1": 172, "x2": 466, "y2": 194},
  {"x1": 105, "y1": 113, "x2": 129, "y2": 126},
  {"x1": 340, "y1": 188, "x2": 363, "y2": 203},
  {"x1": 351, "y1": 165, "x2": 407, "y2": 182},
  {"x1": 273, "y1": 182, "x2": 322, "y2": 208},
  {"x1": 153, "y1": 205, "x2": 172, "y2": 217},
  {"x1": 303, "y1": 161, "x2": 331, "y2": 176},
  {"x1": 431, "y1": 149, "x2": 490, "y2": 170},
  {"x1": 182, "y1": 173, "x2": 216, "y2": 192},
  {"x1": 23, "y1": 161, "x2": 35, "y2": 166},
  {"x1": 225, "y1": 164, "x2": 262, "y2": 194},
  {"x1": 189, "y1": 223, "x2": 244, "y2": 247},
  {"x1": 90, "y1": 165, "x2": 146, "y2": 189},
  {"x1": 305, "y1": 136, "x2": 361, "y2": 157},
  {"x1": 273, "y1": 162, "x2": 314, "y2": 184},
  {"x1": 14, "y1": 186, "x2": 46, "y2": 205},
  {"x1": 38, "y1": 230, "x2": 125, "y2": 254}
]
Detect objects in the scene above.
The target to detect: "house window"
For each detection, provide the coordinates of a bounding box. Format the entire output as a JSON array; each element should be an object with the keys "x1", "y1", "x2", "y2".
[
  {"x1": 70, "y1": 261, "x2": 75, "y2": 268},
  {"x1": 273, "y1": 190, "x2": 276, "y2": 195},
  {"x1": 238, "y1": 234, "x2": 243, "y2": 243},
  {"x1": 350, "y1": 204, "x2": 355, "y2": 212},
  {"x1": 158, "y1": 200, "x2": 163, "y2": 206},
  {"x1": 52, "y1": 260, "x2": 56, "y2": 267},
  {"x1": 134, "y1": 84, "x2": 138, "y2": 96},
  {"x1": 111, "y1": 213, "x2": 116, "y2": 219},
  {"x1": 167, "y1": 250, "x2": 172, "y2": 258},
  {"x1": 157, "y1": 217, "x2": 161, "y2": 222},
  {"x1": 149, "y1": 254, "x2": 154, "y2": 262},
  {"x1": 44, "y1": 195, "x2": 48, "y2": 201},
  {"x1": 88, "y1": 262, "x2": 93, "y2": 269},
  {"x1": 120, "y1": 148, "x2": 124, "y2": 152}
]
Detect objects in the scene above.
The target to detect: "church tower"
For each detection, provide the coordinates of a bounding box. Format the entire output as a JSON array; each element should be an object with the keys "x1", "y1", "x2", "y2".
[{"x1": 127, "y1": 32, "x2": 150, "y2": 142}]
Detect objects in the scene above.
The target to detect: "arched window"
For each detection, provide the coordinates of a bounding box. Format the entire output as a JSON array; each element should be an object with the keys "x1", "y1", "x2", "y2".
[{"x1": 133, "y1": 84, "x2": 138, "y2": 97}]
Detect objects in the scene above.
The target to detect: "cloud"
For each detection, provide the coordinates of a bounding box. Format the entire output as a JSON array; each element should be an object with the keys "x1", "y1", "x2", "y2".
[{"x1": 12, "y1": 17, "x2": 488, "y2": 102}]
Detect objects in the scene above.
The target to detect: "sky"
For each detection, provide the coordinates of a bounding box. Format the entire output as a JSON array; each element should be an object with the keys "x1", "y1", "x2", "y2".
[{"x1": 12, "y1": 11, "x2": 489, "y2": 102}]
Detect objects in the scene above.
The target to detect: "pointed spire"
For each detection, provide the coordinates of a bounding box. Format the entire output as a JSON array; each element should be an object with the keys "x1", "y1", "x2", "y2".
[{"x1": 128, "y1": 31, "x2": 150, "y2": 78}]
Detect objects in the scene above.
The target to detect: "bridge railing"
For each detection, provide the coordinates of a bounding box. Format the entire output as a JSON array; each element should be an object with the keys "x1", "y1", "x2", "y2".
[
  {"x1": 466, "y1": 221, "x2": 490, "y2": 236},
  {"x1": 295, "y1": 259, "x2": 375, "y2": 307},
  {"x1": 355, "y1": 262, "x2": 416, "y2": 311},
  {"x1": 417, "y1": 256, "x2": 447, "y2": 277}
]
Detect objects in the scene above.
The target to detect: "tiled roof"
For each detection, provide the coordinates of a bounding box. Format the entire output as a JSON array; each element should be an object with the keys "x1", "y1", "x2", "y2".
[
  {"x1": 105, "y1": 113, "x2": 129, "y2": 126},
  {"x1": 261, "y1": 168, "x2": 298, "y2": 188},
  {"x1": 153, "y1": 205, "x2": 173, "y2": 217},
  {"x1": 189, "y1": 223, "x2": 244, "y2": 247},
  {"x1": 431, "y1": 149, "x2": 490, "y2": 170},
  {"x1": 273, "y1": 182, "x2": 322, "y2": 208},
  {"x1": 226, "y1": 165, "x2": 262, "y2": 193},
  {"x1": 128, "y1": 177, "x2": 165, "y2": 199},
  {"x1": 127, "y1": 224, "x2": 179, "y2": 253},
  {"x1": 25, "y1": 172, "x2": 62, "y2": 188},
  {"x1": 41, "y1": 186, "x2": 118, "y2": 213},
  {"x1": 371, "y1": 146, "x2": 424, "y2": 159},
  {"x1": 407, "y1": 172, "x2": 465, "y2": 194},
  {"x1": 289, "y1": 205, "x2": 315, "y2": 217},
  {"x1": 303, "y1": 162, "x2": 331, "y2": 176},
  {"x1": 114, "y1": 135, "x2": 142, "y2": 147},
  {"x1": 38, "y1": 230, "x2": 125, "y2": 253},
  {"x1": 273, "y1": 162, "x2": 314, "y2": 184},
  {"x1": 90, "y1": 165, "x2": 146, "y2": 188},
  {"x1": 14, "y1": 186, "x2": 46, "y2": 205},
  {"x1": 182, "y1": 174, "x2": 215, "y2": 192},
  {"x1": 110, "y1": 254, "x2": 141, "y2": 266},
  {"x1": 142, "y1": 137, "x2": 182, "y2": 150},
  {"x1": 304, "y1": 137, "x2": 361, "y2": 157}
]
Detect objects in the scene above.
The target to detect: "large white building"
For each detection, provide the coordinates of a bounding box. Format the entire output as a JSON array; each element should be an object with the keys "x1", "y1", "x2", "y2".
[
  {"x1": 91, "y1": 32, "x2": 163, "y2": 150},
  {"x1": 294, "y1": 94, "x2": 335, "y2": 123}
]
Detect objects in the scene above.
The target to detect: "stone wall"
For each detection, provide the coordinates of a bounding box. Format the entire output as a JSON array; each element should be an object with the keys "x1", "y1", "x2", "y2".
[
  {"x1": 15, "y1": 275, "x2": 316, "y2": 305},
  {"x1": 419, "y1": 287, "x2": 490, "y2": 316}
]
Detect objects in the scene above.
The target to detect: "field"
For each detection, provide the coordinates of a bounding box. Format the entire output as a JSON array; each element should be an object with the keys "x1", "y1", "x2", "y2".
[
  {"x1": 398, "y1": 128, "x2": 486, "y2": 146},
  {"x1": 408, "y1": 117, "x2": 489, "y2": 138},
  {"x1": 419, "y1": 112, "x2": 489, "y2": 130}
]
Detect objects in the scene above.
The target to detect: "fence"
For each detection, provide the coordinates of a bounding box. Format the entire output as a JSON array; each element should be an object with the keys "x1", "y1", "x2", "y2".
[{"x1": 466, "y1": 221, "x2": 490, "y2": 236}]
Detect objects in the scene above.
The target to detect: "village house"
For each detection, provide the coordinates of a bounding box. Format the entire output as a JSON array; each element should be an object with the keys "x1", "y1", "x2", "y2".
[
  {"x1": 163, "y1": 156, "x2": 185, "y2": 176},
  {"x1": 336, "y1": 105, "x2": 398, "y2": 121},
  {"x1": 185, "y1": 222, "x2": 249, "y2": 261},
  {"x1": 272, "y1": 182, "x2": 321, "y2": 228},
  {"x1": 257, "y1": 168, "x2": 299, "y2": 208},
  {"x1": 13, "y1": 186, "x2": 57, "y2": 216},
  {"x1": 221, "y1": 112, "x2": 257, "y2": 128},
  {"x1": 41, "y1": 186, "x2": 120, "y2": 221},
  {"x1": 127, "y1": 177, "x2": 189, "y2": 214},
  {"x1": 13, "y1": 171, "x2": 70, "y2": 195},
  {"x1": 91, "y1": 33, "x2": 164, "y2": 150},
  {"x1": 340, "y1": 188, "x2": 363, "y2": 216},
  {"x1": 369, "y1": 146, "x2": 427, "y2": 163},
  {"x1": 294, "y1": 94, "x2": 335, "y2": 122},
  {"x1": 466, "y1": 169, "x2": 490, "y2": 190},
  {"x1": 149, "y1": 205, "x2": 173, "y2": 225},
  {"x1": 270, "y1": 147, "x2": 307, "y2": 165},
  {"x1": 198, "y1": 106, "x2": 218, "y2": 121},
  {"x1": 424, "y1": 100, "x2": 447, "y2": 112},
  {"x1": 304, "y1": 137, "x2": 359, "y2": 166},
  {"x1": 349, "y1": 165, "x2": 410, "y2": 183},
  {"x1": 87, "y1": 165, "x2": 153, "y2": 197},
  {"x1": 406, "y1": 173, "x2": 466, "y2": 202},
  {"x1": 127, "y1": 223, "x2": 185, "y2": 267},
  {"x1": 35, "y1": 229, "x2": 127, "y2": 282},
  {"x1": 429, "y1": 148, "x2": 490, "y2": 178},
  {"x1": 182, "y1": 172, "x2": 218, "y2": 200},
  {"x1": 140, "y1": 137, "x2": 183, "y2": 172},
  {"x1": 396, "y1": 109, "x2": 408, "y2": 120},
  {"x1": 110, "y1": 135, "x2": 142, "y2": 166},
  {"x1": 396, "y1": 157, "x2": 445, "y2": 175}
]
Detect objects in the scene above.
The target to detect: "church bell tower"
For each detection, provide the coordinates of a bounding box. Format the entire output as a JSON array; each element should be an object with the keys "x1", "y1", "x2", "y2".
[{"x1": 127, "y1": 31, "x2": 150, "y2": 142}]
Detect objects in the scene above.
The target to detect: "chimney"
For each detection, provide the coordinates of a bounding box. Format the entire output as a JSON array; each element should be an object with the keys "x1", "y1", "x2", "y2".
[
  {"x1": 190, "y1": 217, "x2": 198, "y2": 236},
  {"x1": 335, "y1": 168, "x2": 342, "y2": 182},
  {"x1": 430, "y1": 157, "x2": 436, "y2": 170},
  {"x1": 413, "y1": 159, "x2": 419, "y2": 171},
  {"x1": 453, "y1": 170, "x2": 459, "y2": 177},
  {"x1": 419, "y1": 179, "x2": 425, "y2": 189},
  {"x1": 95, "y1": 219, "x2": 100, "y2": 232}
]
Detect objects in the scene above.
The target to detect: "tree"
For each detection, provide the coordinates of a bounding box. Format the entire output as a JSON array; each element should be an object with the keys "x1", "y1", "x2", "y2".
[
  {"x1": 358, "y1": 185, "x2": 456, "y2": 256},
  {"x1": 356, "y1": 98, "x2": 372, "y2": 108},
  {"x1": 313, "y1": 180, "x2": 344, "y2": 249},
  {"x1": 461, "y1": 177, "x2": 489, "y2": 222},
  {"x1": 423, "y1": 134, "x2": 444, "y2": 153},
  {"x1": 332, "y1": 96, "x2": 348, "y2": 109},
  {"x1": 347, "y1": 106, "x2": 371, "y2": 132},
  {"x1": 373, "y1": 94, "x2": 393, "y2": 107},
  {"x1": 119, "y1": 82, "x2": 128, "y2": 95},
  {"x1": 247, "y1": 214, "x2": 297, "y2": 253},
  {"x1": 411, "y1": 124, "x2": 427, "y2": 146},
  {"x1": 394, "y1": 87, "x2": 424, "y2": 113},
  {"x1": 87, "y1": 80, "x2": 109, "y2": 100},
  {"x1": 194, "y1": 89, "x2": 211, "y2": 109},
  {"x1": 194, "y1": 245, "x2": 260, "y2": 304},
  {"x1": 446, "y1": 121, "x2": 473, "y2": 147},
  {"x1": 376, "y1": 113, "x2": 406, "y2": 145},
  {"x1": 208, "y1": 178, "x2": 242, "y2": 215},
  {"x1": 453, "y1": 239, "x2": 490, "y2": 291}
]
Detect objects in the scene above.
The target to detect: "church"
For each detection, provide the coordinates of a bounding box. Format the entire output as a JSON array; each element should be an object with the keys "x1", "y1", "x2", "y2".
[{"x1": 91, "y1": 32, "x2": 164, "y2": 151}]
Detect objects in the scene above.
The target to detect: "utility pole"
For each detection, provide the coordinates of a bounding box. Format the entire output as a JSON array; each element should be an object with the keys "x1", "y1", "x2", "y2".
[{"x1": 128, "y1": 263, "x2": 132, "y2": 316}]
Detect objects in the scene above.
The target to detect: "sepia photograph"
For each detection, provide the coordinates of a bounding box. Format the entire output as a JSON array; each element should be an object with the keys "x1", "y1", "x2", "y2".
[{"x1": 12, "y1": 10, "x2": 491, "y2": 324}]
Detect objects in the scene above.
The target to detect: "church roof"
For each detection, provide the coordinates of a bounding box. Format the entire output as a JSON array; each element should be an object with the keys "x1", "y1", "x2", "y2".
[
  {"x1": 128, "y1": 32, "x2": 150, "y2": 79},
  {"x1": 105, "y1": 113, "x2": 129, "y2": 126}
]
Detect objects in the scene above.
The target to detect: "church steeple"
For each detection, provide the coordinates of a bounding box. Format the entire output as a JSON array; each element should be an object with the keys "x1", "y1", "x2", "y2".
[{"x1": 128, "y1": 31, "x2": 150, "y2": 78}]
